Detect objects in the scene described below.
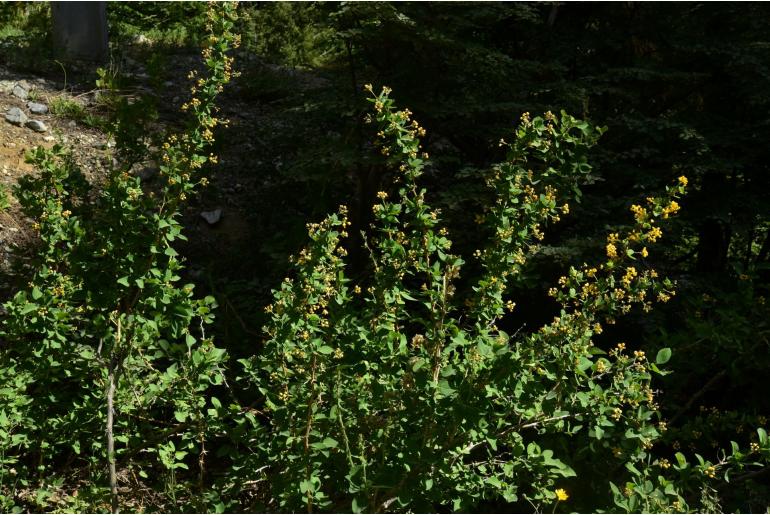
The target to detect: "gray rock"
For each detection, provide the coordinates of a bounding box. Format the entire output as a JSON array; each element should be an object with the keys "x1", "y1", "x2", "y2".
[
  {"x1": 12, "y1": 84, "x2": 28, "y2": 100},
  {"x1": 137, "y1": 166, "x2": 158, "y2": 181},
  {"x1": 5, "y1": 107, "x2": 28, "y2": 126},
  {"x1": 27, "y1": 101, "x2": 48, "y2": 114},
  {"x1": 200, "y1": 208, "x2": 223, "y2": 225},
  {"x1": 25, "y1": 120, "x2": 48, "y2": 132},
  {"x1": 94, "y1": 138, "x2": 116, "y2": 149}
]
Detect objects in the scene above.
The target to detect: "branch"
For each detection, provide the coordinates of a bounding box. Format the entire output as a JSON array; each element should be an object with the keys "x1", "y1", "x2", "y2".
[{"x1": 669, "y1": 369, "x2": 727, "y2": 426}]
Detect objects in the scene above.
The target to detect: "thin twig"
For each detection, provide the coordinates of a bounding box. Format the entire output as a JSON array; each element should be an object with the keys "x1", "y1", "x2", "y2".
[
  {"x1": 106, "y1": 318, "x2": 122, "y2": 514},
  {"x1": 223, "y1": 293, "x2": 261, "y2": 337},
  {"x1": 669, "y1": 369, "x2": 727, "y2": 426}
]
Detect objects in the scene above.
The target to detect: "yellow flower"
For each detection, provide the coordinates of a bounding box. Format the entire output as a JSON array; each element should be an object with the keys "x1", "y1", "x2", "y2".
[
  {"x1": 678, "y1": 175, "x2": 688, "y2": 186},
  {"x1": 630, "y1": 204, "x2": 647, "y2": 222},
  {"x1": 555, "y1": 488, "x2": 569, "y2": 501},
  {"x1": 647, "y1": 226, "x2": 663, "y2": 242},
  {"x1": 662, "y1": 201, "x2": 680, "y2": 219},
  {"x1": 606, "y1": 243, "x2": 618, "y2": 259}
]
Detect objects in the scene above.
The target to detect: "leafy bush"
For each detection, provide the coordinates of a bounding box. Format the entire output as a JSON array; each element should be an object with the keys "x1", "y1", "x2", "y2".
[
  {"x1": 1, "y1": 4, "x2": 769, "y2": 513},
  {"x1": 0, "y1": 3, "x2": 239, "y2": 512},
  {"x1": 236, "y1": 87, "x2": 770, "y2": 513}
]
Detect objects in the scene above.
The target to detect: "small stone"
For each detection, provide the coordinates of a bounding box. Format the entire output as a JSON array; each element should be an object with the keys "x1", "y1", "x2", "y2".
[
  {"x1": 200, "y1": 209, "x2": 223, "y2": 225},
  {"x1": 12, "y1": 84, "x2": 28, "y2": 100},
  {"x1": 4, "y1": 142, "x2": 16, "y2": 148},
  {"x1": 137, "y1": 166, "x2": 158, "y2": 181},
  {"x1": 25, "y1": 120, "x2": 47, "y2": 132},
  {"x1": 68, "y1": 120, "x2": 77, "y2": 128},
  {"x1": 5, "y1": 107, "x2": 28, "y2": 126},
  {"x1": 133, "y1": 34, "x2": 150, "y2": 45},
  {"x1": 43, "y1": 135, "x2": 55, "y2": 142},
  {"x1": 27, "y1": 101, "x2": 48, "y2": 114}
]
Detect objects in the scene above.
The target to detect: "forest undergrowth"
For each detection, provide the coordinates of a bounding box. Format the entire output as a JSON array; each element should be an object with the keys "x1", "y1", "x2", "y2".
[{"x1": 0, "y1": 2, "x2": 769, "y2": 513}]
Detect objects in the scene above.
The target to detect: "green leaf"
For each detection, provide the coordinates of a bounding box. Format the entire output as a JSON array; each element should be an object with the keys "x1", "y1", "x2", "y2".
[
  {"x1": 117, "y1": 276, "x2": 130, "y2": 287},
  {"x1": 321, "y1": 437, "x2": 338, "y2": 448},
  {"x1": 299, "y1": 479, "x2": 313, "y2": 493},
  {"x1": 655, "y1": 348, "x2": 672, "y2": 365}
]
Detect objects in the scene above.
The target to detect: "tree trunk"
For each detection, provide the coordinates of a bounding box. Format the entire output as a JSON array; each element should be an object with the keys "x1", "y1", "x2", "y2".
[
  {"x1": 51, "y1": 2, "x2": 109, "y2": 62},
  {"x1": 695, "y1": 217, "x2": 731, "y2": 276}
]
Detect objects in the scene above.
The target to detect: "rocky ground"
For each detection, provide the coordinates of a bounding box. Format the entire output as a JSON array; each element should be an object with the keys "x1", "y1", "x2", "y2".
[
  {"x1": 0, "y1": 47, "x2": 336, "y2": 341},
  {"x1": 0, "y1": 70, "x2": 114, "y2": 292}
]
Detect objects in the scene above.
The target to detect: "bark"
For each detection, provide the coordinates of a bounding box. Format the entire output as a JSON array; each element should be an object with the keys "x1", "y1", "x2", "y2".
[
  {"x1": 695, "y1": 217, "x2": 731, "y2": 276},
  {"x1": 107, "y1": 364, "x2": 118, "y2": 514},
  {"x1": 106, "y1": 319, "x2": 122, "y2": 514},
  {"x1": 51, "y1": 2, "x2": 109, "y2": 62}
]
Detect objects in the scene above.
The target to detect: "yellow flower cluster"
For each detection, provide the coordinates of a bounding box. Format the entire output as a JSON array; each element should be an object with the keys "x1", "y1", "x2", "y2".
[
  {"x1": 630, "y1": 204, "x2": 648, "y2": 223},
  {"x1": 661, "y1": 200, "x2": 680, "y2": 219}
]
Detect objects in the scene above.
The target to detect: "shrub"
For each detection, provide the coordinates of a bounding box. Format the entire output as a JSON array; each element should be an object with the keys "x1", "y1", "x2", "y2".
[
  {"x1": 0, "y1": 3, "x2": 239, "y2": 512},
  {"x1": 239, "y1": 87, "x2": 707, "y2": 512}
]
